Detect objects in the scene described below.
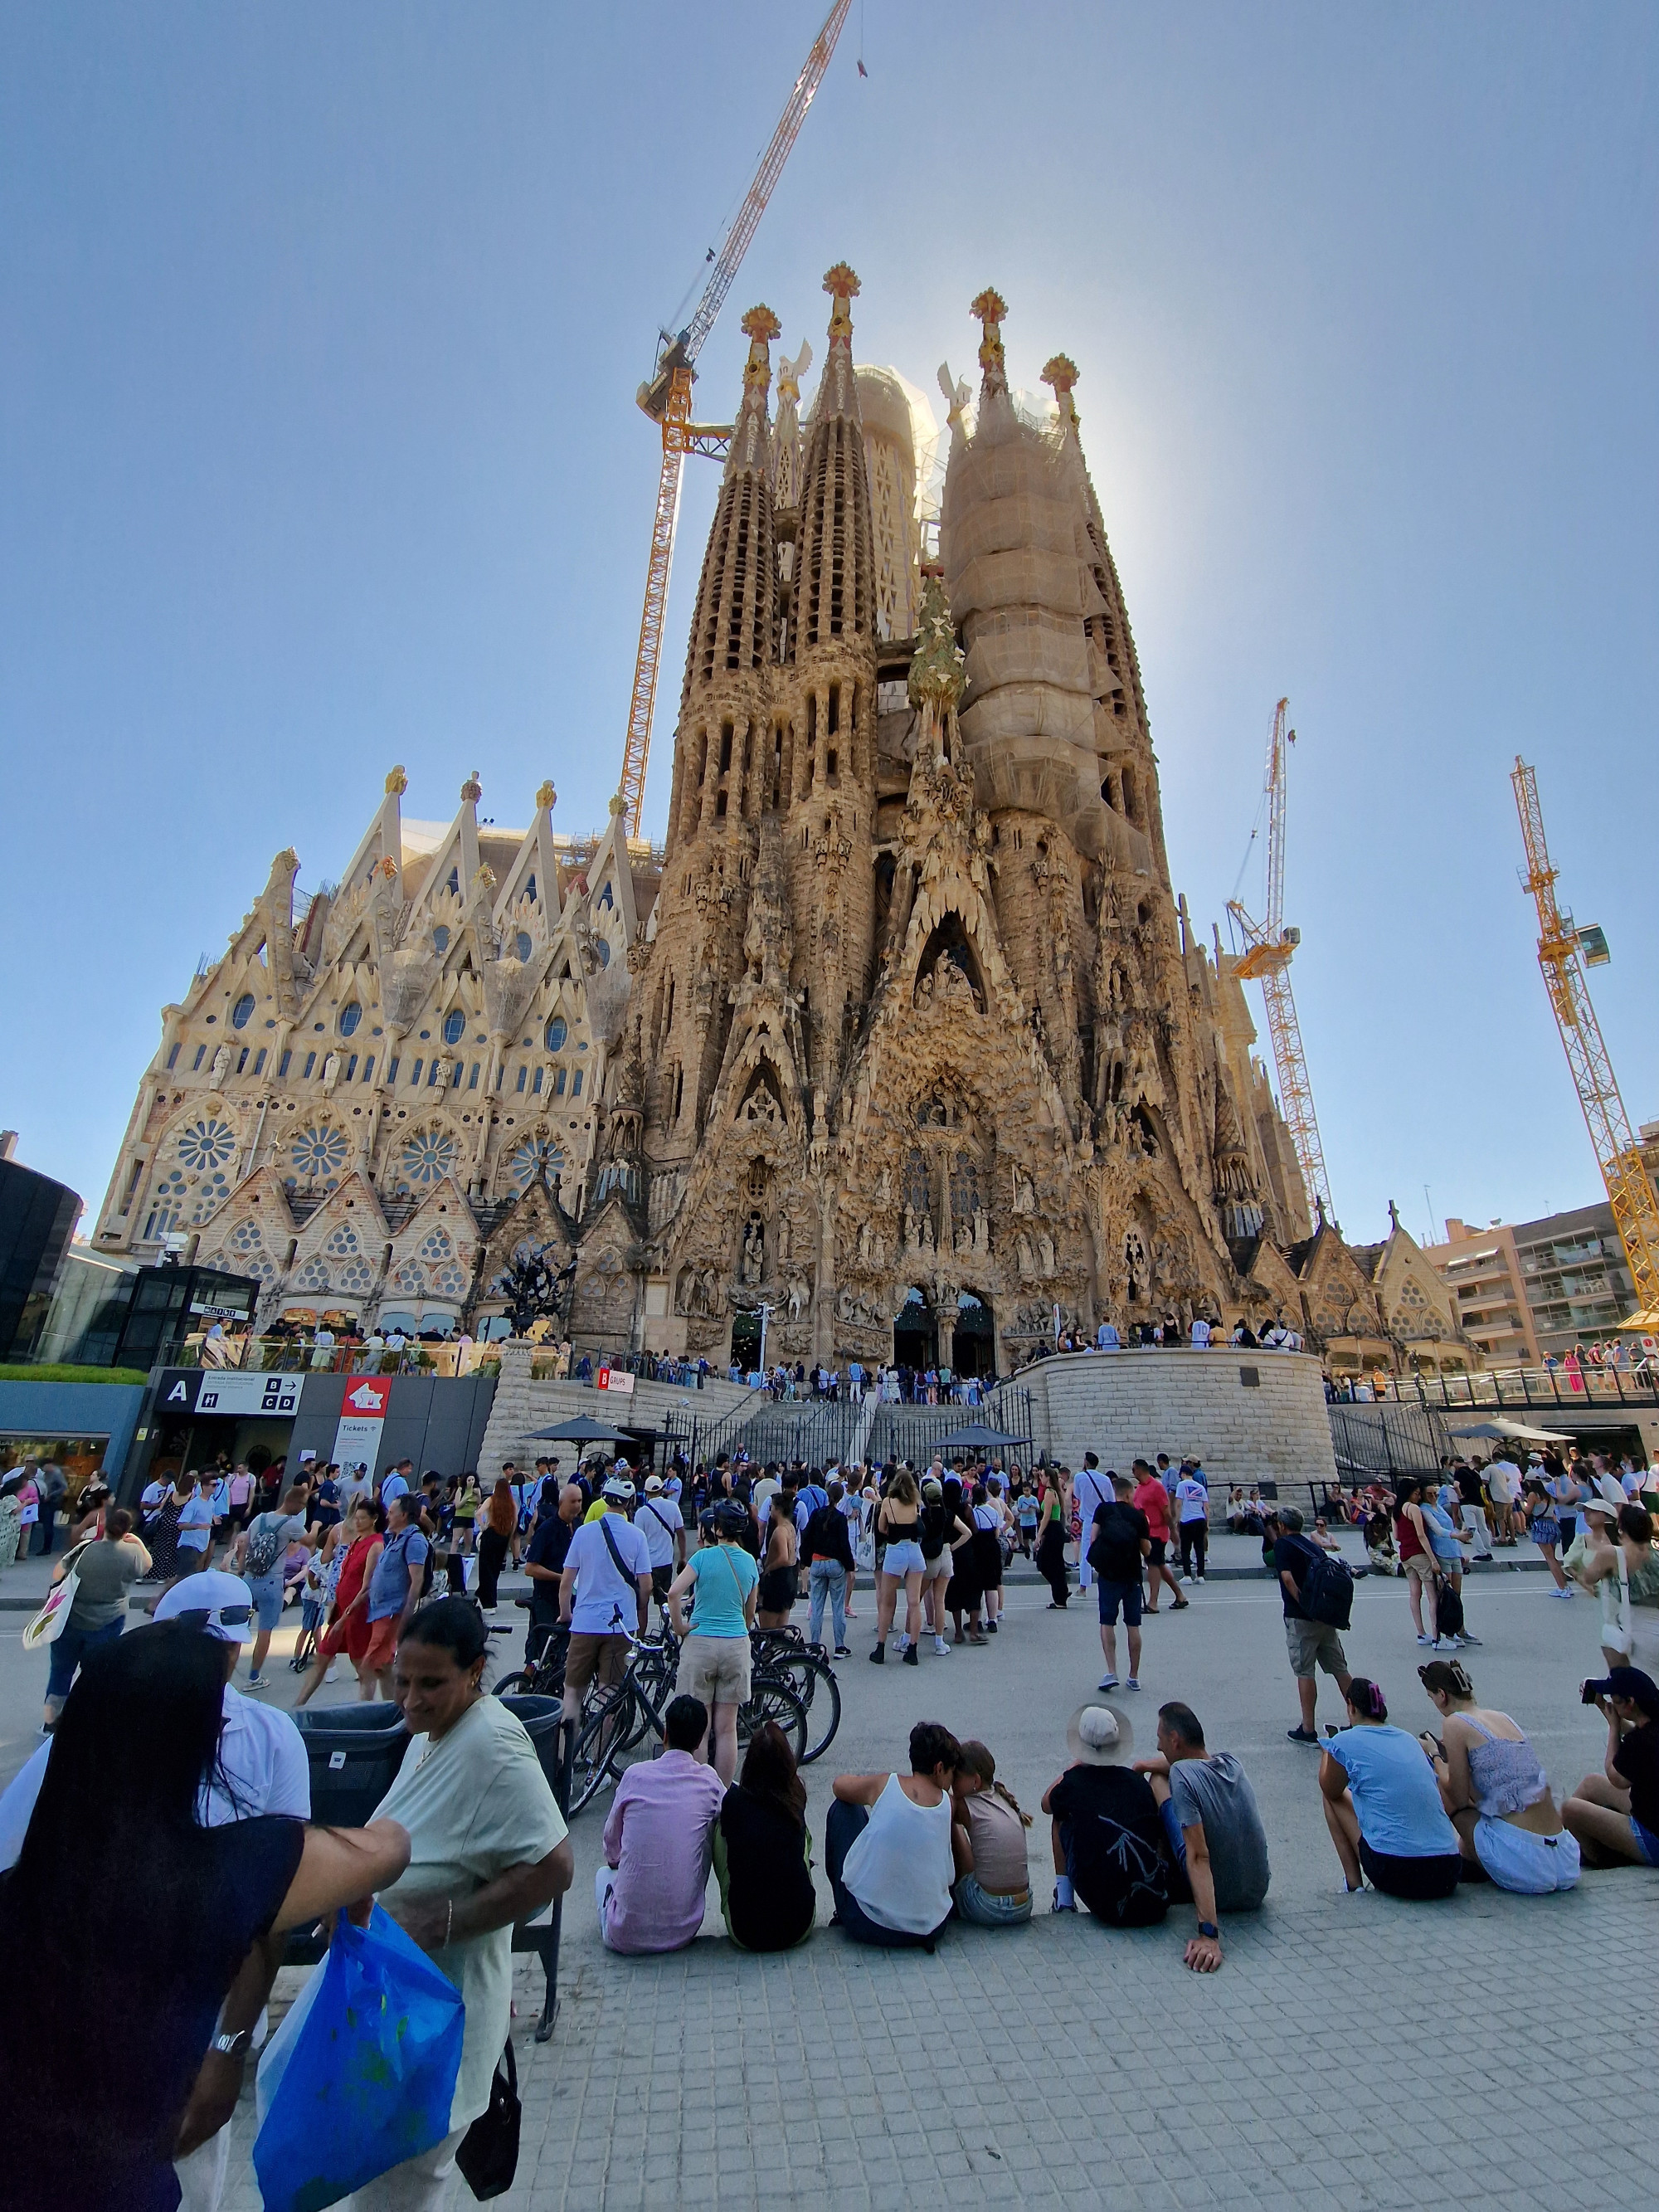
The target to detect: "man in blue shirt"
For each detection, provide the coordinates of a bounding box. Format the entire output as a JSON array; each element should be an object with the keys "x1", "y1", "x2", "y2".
[{"x1": 364, "y1": 1493, "x2": 430, "y2": 1694}]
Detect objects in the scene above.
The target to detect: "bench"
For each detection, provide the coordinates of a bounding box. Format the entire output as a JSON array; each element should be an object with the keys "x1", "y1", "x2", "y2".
[{"x1": 287, "y1": 1695, "x2": 570, "y2": 2041}]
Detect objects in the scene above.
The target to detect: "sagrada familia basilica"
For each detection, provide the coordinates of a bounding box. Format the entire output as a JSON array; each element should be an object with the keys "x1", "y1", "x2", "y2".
[{"x1": 93, "y1": 269, "x2": 1475, "y2": 1380}]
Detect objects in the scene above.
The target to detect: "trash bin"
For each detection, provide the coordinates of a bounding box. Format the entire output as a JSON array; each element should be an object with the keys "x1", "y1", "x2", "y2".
[
  {"x1": 292, "y1": 1703, "x2": 411, "y2": 1829},
  {"x1": 497, "y1": 1695, "x2": 565, "y2": 1806}
]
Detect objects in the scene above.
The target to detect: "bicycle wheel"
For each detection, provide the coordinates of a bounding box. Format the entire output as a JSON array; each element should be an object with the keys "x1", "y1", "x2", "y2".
[
  {"x1": 793, "y1": 1654, "x2": 842, "y2": 1765},
  {"x1": 737, "y1": 1673, "x2": 807, "y2": 1765},
  {"x1": 567, "y1": 1685, "x2": 641, "y2": 1815},
  {"x1": 492, "y1": 1669, "x2": 532, "y2": 1699}
]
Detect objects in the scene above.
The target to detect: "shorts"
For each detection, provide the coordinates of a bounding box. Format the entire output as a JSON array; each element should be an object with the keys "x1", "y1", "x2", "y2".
[
  {"x1": 245, "y1": 1571, "x2": 285, "y2": 1633},
  {"x1": 650, "y1": 1564, "x2": 673, "y2": 1605},
  {"x1": 677, "y1": 1631, "x2": 752, "y2": 1706},
  {"x1": 565, "y1": 1632, "x2": 631, "y2": 1694},
  {"x1": 363, "y1": 1611, "x2": 402, "y2": 1674},
  {"x1": 1285, "y1": 1616, "x2": 1348, "y2": 1679},
  {"x1": 1096, "y1": 1576, "x2": 1143, "y2": 1627},
  {"x1": 1404, "y1": 1555, "x2": 1438, "y2": 1588},
  {"x1": 1472, "y1": 1817, "x2": 1581, "y2": 1894},
  {"x1": 1146, "y1": 1537, "x2": 1167, "y2": 1565},
  {"x1": 879, "y1": 1539, "x2": 926, "y2": 1579},
  {"x1": 320, "y1": 1607, "x2": 372, "y2": 1663},
  {"x1": 1356, "y1": 1839, "x2": 1461, "y2": 1900},
  {"x1": 1633, "y1": 1819, "x2": 1659, "y2": 1869},
  {"x1": 952, "y1": 1875, "x2": 1033, "y2": 1927},
  {"x1": 757, "y1": 1566, "x2": 796, "y2": 1615}
]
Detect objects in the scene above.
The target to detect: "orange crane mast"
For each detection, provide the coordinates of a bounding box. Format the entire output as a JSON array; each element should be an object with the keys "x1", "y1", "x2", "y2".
[
  {"x1": 1227, "y1": 698, "x2": 1335, "y2": 1225},
  {"x1": 618, "y1": 0, "x2": 853, "y2": 840},
  {"x1": 1511, "y1": 755, "x2": 1659, "y2": 1328}
]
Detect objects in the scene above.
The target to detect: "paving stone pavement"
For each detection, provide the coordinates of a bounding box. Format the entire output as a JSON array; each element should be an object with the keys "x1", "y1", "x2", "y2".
[{"x1": 197, "y1": 1548, "x2": 1659, "y2": 2210}]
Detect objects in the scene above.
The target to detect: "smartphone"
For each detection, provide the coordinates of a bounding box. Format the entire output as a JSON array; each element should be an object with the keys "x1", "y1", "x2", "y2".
[{"x1": 1323, "y1": 1722, "x2": 1340, "y2": 1737}]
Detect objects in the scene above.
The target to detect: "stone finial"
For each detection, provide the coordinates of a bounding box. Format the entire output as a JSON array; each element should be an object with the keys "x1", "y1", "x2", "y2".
[
  {"x1": 776, "y1": 338, "x2": 812, "y2": 406},
  {"x1": 609, "y1": 791, "x2": 627, "y2": 818},
  {"x1": 385, "y1": 765, "x2": 407, "y2": 797},
  {"x1": 375, "y1": 854, "x2": 399, "y2": 881},
  {"x1": 1041, "y1": 353, "x2": 1080, "y2": 428},
  {"x1": 460, "y1": 769, "x2": 482, "y2": 805},
  {"x1": 535, "y1": 778, "x2": 557, "y2": 811},
  {"x1": 740, "y1": 304, "x2": 782, "y2": 346},
  {"x1": 907, "y1": 568, "x2": 966, "y2": 714},
  {"x1": 472, "y1": 863, "x2": 497, "y2": 895},
  {"x1": 971, "y1": 289, "x2": 1009, "y2": 394},
  {"x1": 738, "y1": 304, "x2": 781, "y2": 397},
  {"x1": 823, "y1": 263, "x2": 860, "y2": 341}
]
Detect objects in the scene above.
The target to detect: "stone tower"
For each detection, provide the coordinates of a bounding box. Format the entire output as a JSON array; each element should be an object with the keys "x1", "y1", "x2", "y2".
[{"x1": 594, "y1": 273, "x2": 1321, "y2": 1378}]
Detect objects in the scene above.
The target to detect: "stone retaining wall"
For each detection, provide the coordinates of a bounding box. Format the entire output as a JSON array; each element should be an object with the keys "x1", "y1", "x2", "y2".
[
  {"x1": 478, "y1": 1342, "x2": 754, "y2": 1472},
  {"x1": 1016, "y1": 1347, "x2": 1335, "y2": 1488}
]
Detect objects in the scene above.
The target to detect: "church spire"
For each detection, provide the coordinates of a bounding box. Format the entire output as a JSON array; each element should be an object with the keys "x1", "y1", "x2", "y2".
[
  {"x1": 971, "y1": 288, "x2": 1010, "y2": 399},
  {"x1": 679, "y1": 305, "x2": 780, "y2": 709},
  {"x1": 795, "y1": 264, "x2": 875, "y2": 650}
]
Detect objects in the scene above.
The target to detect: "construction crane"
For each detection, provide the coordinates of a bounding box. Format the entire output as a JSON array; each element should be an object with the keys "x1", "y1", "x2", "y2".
[
  {"x1": 1511, "y1": 755, "x2": 1659, "y2": 1328},
  {"x1": 617, "y1": 0, "x2": 853, "y2": 840},
  {"x1": 1227, "y1": 698, "x2": 1335, "y2": 1225}
]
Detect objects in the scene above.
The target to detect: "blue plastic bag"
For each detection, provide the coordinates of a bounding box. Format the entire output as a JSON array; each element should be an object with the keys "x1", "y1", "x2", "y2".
[{"x1": 252, "y1": 1904, "x2": 465, "y2": 2212}]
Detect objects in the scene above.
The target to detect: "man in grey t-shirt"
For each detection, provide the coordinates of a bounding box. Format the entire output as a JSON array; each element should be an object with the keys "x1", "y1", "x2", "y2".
[{"x1": 1134, "y1": 1701, "x2": 1270, "y2": 1972}]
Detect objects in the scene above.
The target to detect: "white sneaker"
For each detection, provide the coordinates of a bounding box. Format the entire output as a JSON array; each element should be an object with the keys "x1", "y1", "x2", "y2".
[
  {"x1": 1097, "y1": 1674, "x2": 1120, "y2": 1691},
  {"x1": 932, "y1": 1637, "x2": 951, "y2": 1656}
]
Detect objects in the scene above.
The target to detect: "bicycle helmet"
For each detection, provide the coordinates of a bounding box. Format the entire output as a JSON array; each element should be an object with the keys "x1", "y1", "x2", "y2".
[
  {"x1": 602, "y1": 1474, "x2": 637, "y2": 1506},
  {"x1": 713, "y1": 1501, "x2": 749, "y2": 1542}
]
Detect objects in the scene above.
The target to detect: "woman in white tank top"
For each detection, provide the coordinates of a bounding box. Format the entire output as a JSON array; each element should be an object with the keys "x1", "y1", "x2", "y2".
[{"x1": 825, "y1": 1722, "x2": 961, "y2": 1947}]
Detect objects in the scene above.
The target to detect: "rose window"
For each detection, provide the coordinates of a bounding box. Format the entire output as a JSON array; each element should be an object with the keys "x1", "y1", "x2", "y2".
[
  {"x1": 323, "y1": 1225, "x2": 361, "y2": 1258},
  {"x1": 419, "y1": 1229, "x2": 454, "y2": 1263},
  {"x1": 295, "y1": 1256, "x2": 331, "y2": 1292},
  {"x1": 400, "y1": 1130, "x2": 456, "y2": 1185},
  {"x1": 177, "y1": 1119, "x2": 236, "y2": 1172},
  {"x1": 143, "y1": 1172, "x2": 188, "y2": 1241},
  {"x1": 395, "y1": 1260, "x2": 426, "y2": 1294},
  {"x1": 338, "y1": 1259, "x2": 373, "y2": 1295},
  {"x1": 291, "y1": 1127, "x2": 348, "y2": 1182},
  {"x1": 432, "y1": 1262, "x2": 468, "y2": 1298},
  {"x1": 228, "y1": 1220, "x2": 264, "y2": 1254},
  {"x1": 507, "y1": 1138, "x2": 565, "y2": 1192},
  {"x1": 188, "y1": 1172, "x2": 231, "y2": 1226}
]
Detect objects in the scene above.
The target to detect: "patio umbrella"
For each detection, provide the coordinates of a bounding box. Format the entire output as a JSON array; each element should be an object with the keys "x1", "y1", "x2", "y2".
[
  {"x1": 1448, "y1": 1418, "x2": 1575, "y2": 1445},
  {"x1": 932, "y1": 1422, "x2": 1030, "y2": 1453},
  {"x1": 527, "y1": 1415, "x2": 636, "y2": 1444}
]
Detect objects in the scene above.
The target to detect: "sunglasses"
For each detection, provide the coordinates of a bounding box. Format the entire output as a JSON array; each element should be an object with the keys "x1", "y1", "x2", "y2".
[{"x1": 171, "y1": 1605, "x2": 253, "y2": 1629}]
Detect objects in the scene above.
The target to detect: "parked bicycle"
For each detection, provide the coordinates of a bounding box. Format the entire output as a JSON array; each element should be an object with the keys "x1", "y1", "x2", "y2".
[{"x1": 749, "y1": 1625, "x2": 842, "y2": 1764}]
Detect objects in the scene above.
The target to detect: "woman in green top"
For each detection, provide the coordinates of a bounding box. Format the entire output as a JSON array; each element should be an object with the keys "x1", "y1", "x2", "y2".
[{"x1": 452, "y1": 1474, "x2": 483, "y2": 1554}]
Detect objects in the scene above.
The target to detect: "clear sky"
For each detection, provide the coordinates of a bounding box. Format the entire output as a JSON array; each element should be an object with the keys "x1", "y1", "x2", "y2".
[{"x1": 5, "y1": 2, "x2": 1656, "y2": 1248}]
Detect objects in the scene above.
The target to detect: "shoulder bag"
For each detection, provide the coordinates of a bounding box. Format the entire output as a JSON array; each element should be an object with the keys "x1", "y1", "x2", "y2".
[
  {"x1": 455, "y1": 2035, "x2": 520, "y2": 2200},
  {"x1": 22, "y1": 1540, "x2": 95, "y2": 1650}
]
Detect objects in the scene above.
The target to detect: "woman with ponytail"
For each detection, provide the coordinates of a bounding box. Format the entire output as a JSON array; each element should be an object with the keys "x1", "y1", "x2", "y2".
[
  {"x1": 949, "y1": 1740, "x2": 1034, "y2": 1925},
  {"x1": 1317, "y1": 1676, "x2": 1463, "y2": 1900}
]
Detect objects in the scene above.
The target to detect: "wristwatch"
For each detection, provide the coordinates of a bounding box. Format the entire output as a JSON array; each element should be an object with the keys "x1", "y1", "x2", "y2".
[
  {"x1": 1196, "y1": 1922, "x2": 1219, "y2": 1941},
  {"x1": 210, "y1": 2029, "x2": 254, "y2": 2063}
]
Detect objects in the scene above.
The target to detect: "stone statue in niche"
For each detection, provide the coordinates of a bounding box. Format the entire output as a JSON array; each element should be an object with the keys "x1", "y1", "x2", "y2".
[
  {"x1": 740, "y1": 1216, "x2": 765, "y2": 1285},
  {"x1": 1016, "y1": 1231, "x2": 1037, "y2": 1279},
  {"x1": 786, "y1": 1276, "x2": 810, "y2": 1321},
  {"x1": 323, "y1": 1052, "x2": 340, "y2": 1088},
  {"x1": 971, "y1": 1206, "x2": 991, "y2": 1255},
  {"x1": 776, "y1": 1214, "x2": 793, "y2": 1267},
  {"x1": 1039, "y1": 1229, "x2": 1056, "y2": 1274},
  {"x1": 1011, "y1": 1165, "x2": 1036, "y2": 1215},
  {"x1": 954, "y1": 1220, "x2": 972, "y2": 1257},
  {"x1": 211, "y1": 1045, "x2": 232, "y2": 1087}
]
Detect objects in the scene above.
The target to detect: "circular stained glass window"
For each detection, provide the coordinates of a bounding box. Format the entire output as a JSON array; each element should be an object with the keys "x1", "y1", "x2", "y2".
[
  {"x1": 291, "y1": 1125, "x2": 348, "y2": 1181},
  {"x1": 508, "y1": 1137, "x2": 566, "y2": 1191},
  {"x1": 594, "y1": 938, "x2": 611, "y2": 968},
  {"x1": 515, "y1": 932, "x2": 533, "y2": 962},
  {"x1": 432, "y1": 925, "x2": 450, "y2": 953},
  {"x1": 545, "y1": 1016, "x2": 567, "y2": 1052},
  {"x1": 177, "y1": 1119, "x2": 236, "y2": 1172},
  {"x1": 231, "y1": 994, "x2": 255, "y2": 1030},
  {"x1": 401, "y1": 1128, "x2": 457, "y2": 1184},
  {"x1": 339, "y1": 1003, "x2": 362, "y2": 1037},
  {"x1": 443, "y1": 1010, "x2": 465, "y2": 1046}
]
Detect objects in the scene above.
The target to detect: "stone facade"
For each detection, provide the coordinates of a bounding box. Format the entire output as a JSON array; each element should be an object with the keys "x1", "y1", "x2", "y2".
[{"x1": 1014, "y1": 1346, "x2": 1336, "y2": 1490}]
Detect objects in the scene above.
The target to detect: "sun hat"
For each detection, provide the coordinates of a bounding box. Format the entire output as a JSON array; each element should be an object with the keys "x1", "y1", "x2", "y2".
[
  {"x1": 1065, "y1": 1703, "x2": 1135, "y2": 1766},
  {"x1": 153, "y1": 1571, "x2": 255, "y2": 1645}
]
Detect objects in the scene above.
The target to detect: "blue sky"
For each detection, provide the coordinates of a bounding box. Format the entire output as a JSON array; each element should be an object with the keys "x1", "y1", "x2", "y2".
[{"x1": 5, "y1": 2, "x2": 1656, "y2": 1245}]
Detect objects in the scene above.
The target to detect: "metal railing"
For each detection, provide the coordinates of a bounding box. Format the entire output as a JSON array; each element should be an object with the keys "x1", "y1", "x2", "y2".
[
  {"x1": 1382, "y1": 1363, "x2": 1659, "y2": 1412},
  {"x1": 154, "y1": 1335, "x2": 501, "y2": 1378},
  {"x1": 868, "y1": 1386, "x2": 1037, "y2": 1468}
]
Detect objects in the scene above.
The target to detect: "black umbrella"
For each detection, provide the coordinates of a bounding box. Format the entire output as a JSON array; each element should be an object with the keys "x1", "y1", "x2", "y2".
[
  {"x1": 931, "y1": 1422, "x2": 1029, "y2": 1453},
  {"x1": 527, "y1": 1415, "x2": 636, "y2": 1444}
]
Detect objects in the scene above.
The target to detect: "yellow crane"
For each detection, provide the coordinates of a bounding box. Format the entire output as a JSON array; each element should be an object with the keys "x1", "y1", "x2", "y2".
[
  {"x1": 1511, "y1": 755, "x2": 1659, "y2": 1328},
  {"x1": 1227, "y1": 698, "x2": 1335, "y2": 1225},
  {"x1": 618, "y1": 0, "x2": 853, "y2": 840}
]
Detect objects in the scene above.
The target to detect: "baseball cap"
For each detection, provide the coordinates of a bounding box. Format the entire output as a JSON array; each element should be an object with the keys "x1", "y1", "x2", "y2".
[
  {"x1": 1585, "y1": 1667, "x2": 1659, "y2": 1719},
  {"x1": 153, "y1": 1571, "x2": 255, "y2": 1644},
  {"x1": 644, "y1": 1475, "x2": 664, "y2": 1494}
]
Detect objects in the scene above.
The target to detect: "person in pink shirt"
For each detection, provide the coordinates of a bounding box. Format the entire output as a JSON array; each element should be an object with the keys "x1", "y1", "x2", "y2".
[
  {"x1": 597, "y1": 1694, "x2": 727, "y2": 1952},
  {"x1": 1131, "y1": 1457, "x2": 1185, "y2": 1615}
]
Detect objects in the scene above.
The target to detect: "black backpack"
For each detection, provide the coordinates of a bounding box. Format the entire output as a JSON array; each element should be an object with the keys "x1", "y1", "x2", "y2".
[
  {"x1": 1080, "y1": 1809, "x2": 1170, "y2": 1927},
  {"x1": 1297, "y1": 1548, "x2": 1355, "y2": 1630},
  {"x1": 1436, "y1": 1575, "x2": 1466, "y2": 1640}
]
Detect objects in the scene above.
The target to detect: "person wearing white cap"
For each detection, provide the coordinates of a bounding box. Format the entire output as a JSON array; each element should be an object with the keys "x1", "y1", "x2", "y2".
[
  {"x1": 0, "y1": 1570, "x2": 318, "y2": 2212},
  {"x1": 636, "y1": 1474, "x2": 686, "y2": 1613},
  {"x1": 1040, "y1": 1704, "x2": 1171, "y2": 1925}
]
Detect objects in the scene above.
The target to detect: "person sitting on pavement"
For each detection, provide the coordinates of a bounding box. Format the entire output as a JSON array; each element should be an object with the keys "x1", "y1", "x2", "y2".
[
  {"x1": 1319, "y1": 1676, "x2": 1462, "y2": 1899},
  {"x1": 802, "y1": 1479, "x2": 855, "y2": 1658},
  {"x1": 558, "y1": 1476, "x2": 654, "y2": 1727},
  {"x1": 1561, "y1": 1667, "x2": 1659, "y2": 1869},
  {"x1": 1086, "y1": 1471, "x2": 1151, "y2": 1693},
  {"x1": 1132, "y1": 1701, "x2": 1270, "y2": 1971},
  {"x1": 1415, "y1": 1659, "x2": 1579, "y2": 1893},
  {"x1": 597, "y1": 1693, "x2": 727, "y2": 1953},
  {"x1": 1274, "y1": 1506, "x2": 1355, "y2": 1745},
  {"x1": 714, "y1": 1718, "x2": 815, "y2": 1951},
  {"x1": 1363, "y1": 1508, "x2": 1399, "y2": 1577},
  {"x1": 827, "y1": 1722, "x2": 961, "y2": 1951},
  {"x1": 949, "y1": 1740, "x2": 1034, "y2": 1927},
  {"x1": 668, "y1": 1503, "x2": 759, "y2": 1786},
  {"x1": 1042, "y1": 1704, "x2": 1171, "y2": 1927}
]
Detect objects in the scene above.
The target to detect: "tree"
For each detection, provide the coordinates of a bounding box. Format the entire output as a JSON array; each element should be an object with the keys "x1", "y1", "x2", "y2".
[{"x1": 492, "y1": 1241, "x2": 577, "y2": 1339}]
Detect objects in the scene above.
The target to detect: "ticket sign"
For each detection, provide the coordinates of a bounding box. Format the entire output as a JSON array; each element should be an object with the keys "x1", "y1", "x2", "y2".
[
  {"x1": 333, "y1": 1374, "x2": 393, "y2": 1475},
  {"x1": 155, "y1": 1371, "x2": 305, "y2": 1418}
]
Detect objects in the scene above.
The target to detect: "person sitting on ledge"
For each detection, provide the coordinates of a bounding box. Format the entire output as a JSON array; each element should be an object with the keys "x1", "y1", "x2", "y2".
[
  {"x1": 596, "y1": 1694, "x2": 725, "y2": 1954},
  {"x1": 1561, "y1": 1667, "x2": 1659, "y2": 1870},
  {"x1": 826, "y1": 1722, "x2": 960, "y2": 1951},
  {"x1": 1133, "y1": 1700, "x2": 1270, "y2": 1971},
  {"x1": 713, "y1": 1719, "x2": 815, "y2": 1951},
  {"x1": 949, "y1": 1740, "x2": 1034, "y2": 1927},
  {"x1": 1318, "y1": 1676, "x2": 1462, "y2": 1900},
  {"x1": 1042, "y1": 1704, "x2": 1171, "y2": 1927}
]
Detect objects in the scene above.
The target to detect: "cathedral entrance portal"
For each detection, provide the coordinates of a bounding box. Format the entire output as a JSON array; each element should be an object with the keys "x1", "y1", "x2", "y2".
[
  {"x1": 893, "y1": 1287, "x2": 937, "y2": 1374},
  {"x1": 951, "y1": 1290, "x2": 995, "y2": 1378},
  {"x1": 730, "y1": 1307, "x2": 763, "y2": 1374}
]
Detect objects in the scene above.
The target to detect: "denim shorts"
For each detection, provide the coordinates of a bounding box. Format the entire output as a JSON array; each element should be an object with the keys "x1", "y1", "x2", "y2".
[
  {"x1": 952, "y1": 1875, "x2": 1032, "y2": 1927},
  {"x1": 880, "y1": 1539, "x2": 927, "y2": 1578},
  {"x1": 245, "y1": 1571, "x2": 285, "y2": 1633},
  {"x1": 1634, "y1": 1819, "x2": 1659, "y2": 1868},
  {"x1": 1096, "y1": 1576, "x2": 1143, "y2": 1627}
]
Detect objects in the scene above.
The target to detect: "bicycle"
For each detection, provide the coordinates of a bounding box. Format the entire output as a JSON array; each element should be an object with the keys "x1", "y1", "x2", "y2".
[
  {"x1": 492, "y1": 1604, "x2": 569, "y2": 1700},
  {"x1": 749, "y1": 1625, "x2": 842, "y2": 1764}
]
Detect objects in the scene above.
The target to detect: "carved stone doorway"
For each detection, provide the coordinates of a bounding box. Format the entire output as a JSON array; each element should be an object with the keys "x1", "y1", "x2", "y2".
[
  {"x1": 893, "y1": 1286, "x2": 937, "y2": 1373},
  {"x1": 730, "y1": 1307, "x2": 764, "y2": 1373},
  {"x1": 951, "y1": 1290, "x2": 995, "y2": 1377}
]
